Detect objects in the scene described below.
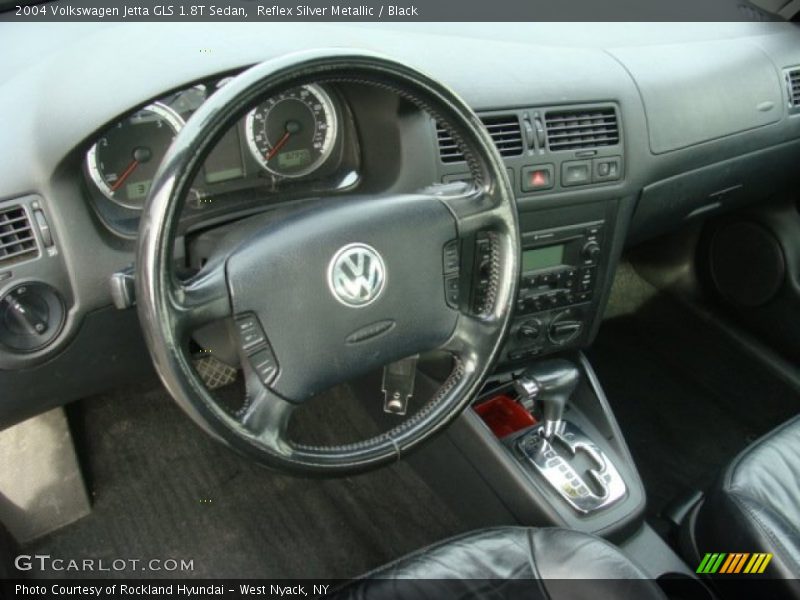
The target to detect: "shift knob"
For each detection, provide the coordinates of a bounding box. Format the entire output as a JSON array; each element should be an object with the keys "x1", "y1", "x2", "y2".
[{"x1": 514, "y1": 359, "x2": 580, "y2": 439}]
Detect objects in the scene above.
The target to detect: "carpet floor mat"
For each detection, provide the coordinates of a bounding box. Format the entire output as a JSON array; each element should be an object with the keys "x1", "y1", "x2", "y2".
[
  {"x1": 588, "y1": 274, "x2": 799, "y2": 532},
  {"x1": 24, "y1": 381, "x2": 469, "y2": 579}
]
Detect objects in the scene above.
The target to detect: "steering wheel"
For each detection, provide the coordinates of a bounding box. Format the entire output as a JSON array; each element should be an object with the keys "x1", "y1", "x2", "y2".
[{"x1": 136, "y1": 49, "x2": 520, "y2": 475}]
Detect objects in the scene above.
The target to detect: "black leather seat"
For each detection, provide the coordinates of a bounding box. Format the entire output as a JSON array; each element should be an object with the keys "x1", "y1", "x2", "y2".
[
  {"x1": 693, "y1": 415, "x2": 800, "y2": 596},
  {"x1": 336, "y1": 527, "x2": 666, "y2": 599}
]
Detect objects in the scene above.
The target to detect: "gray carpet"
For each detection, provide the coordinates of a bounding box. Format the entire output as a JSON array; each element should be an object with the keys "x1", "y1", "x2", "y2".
[{"x1": 24, "y1": 379, "x2": 470, "y2": 579}]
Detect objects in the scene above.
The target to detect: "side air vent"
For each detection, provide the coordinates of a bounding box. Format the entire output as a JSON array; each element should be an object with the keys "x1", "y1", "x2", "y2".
[
  {"x1": 436, "y1": 115, "x2": 523, "y2": 163},
  {"x1": 0, "y1": 206, "x2": 38, "y2": 265},
  {"x1": 787, "y1": 68, "x2": 800, "y2": 106},
  {"x1": 545, "y1": 107, "x2": 619, "y2": 151}
]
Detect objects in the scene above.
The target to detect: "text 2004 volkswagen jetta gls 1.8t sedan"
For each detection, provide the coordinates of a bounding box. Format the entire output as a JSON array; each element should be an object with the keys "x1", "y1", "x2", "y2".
[{"x1": 1, "y1": 17, "x2": 800, "y2": 600}]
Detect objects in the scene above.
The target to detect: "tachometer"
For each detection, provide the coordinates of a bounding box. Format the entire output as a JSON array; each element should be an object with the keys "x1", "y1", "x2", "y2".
[
  {"x1": 85, "y1": 102, "x2": 184, "y2": 210},
  {"x1": 244, "y1": 84, "x2": 337, "y2": 178}
]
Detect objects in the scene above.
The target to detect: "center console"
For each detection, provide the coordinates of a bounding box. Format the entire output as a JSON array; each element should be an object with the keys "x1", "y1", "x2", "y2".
[{"x1": 430, "y1": 104, "x2": 638, "y2": 533}]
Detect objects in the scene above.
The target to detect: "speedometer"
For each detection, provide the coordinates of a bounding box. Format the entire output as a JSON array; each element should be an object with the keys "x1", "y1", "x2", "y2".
[{"x1": 244, "y1": 84, "x2": 337, "y2": 178}]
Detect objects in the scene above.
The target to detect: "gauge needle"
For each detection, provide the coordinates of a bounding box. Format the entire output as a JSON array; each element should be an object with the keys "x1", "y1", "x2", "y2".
[
  {"x1": 266, "y1": 132, "x2": 291, "y2": 162},
  {"x1": 110, "y1": 159, "x2": 140, "y2": 192}
]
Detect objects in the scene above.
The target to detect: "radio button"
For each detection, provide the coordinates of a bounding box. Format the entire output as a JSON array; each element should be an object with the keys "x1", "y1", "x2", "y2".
[{"x1": 525, "y1": 274, "x2": 540, "y2": 287}]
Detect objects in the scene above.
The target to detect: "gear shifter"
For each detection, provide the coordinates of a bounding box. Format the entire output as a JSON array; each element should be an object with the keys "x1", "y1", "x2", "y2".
[
  {"x1": 514, "y1": 359, "x2": 580, "y2": 439},
  {"x1": 512, "y1": 359, "x2": 627, "y2": 514}
]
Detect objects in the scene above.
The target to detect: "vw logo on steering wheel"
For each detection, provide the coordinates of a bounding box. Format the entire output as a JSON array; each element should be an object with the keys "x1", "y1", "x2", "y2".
[{"x1": 327, "y1": 243, "x2": 386, "y2": 307}]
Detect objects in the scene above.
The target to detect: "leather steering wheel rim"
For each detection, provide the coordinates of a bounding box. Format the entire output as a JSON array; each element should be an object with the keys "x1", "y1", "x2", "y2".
[{"x1": 136, "y1": 49, "x2": 520, "y2": 476}]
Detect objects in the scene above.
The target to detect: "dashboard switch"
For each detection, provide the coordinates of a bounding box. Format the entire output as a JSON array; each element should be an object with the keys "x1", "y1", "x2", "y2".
[
  {"x1": 33, "y1": 209, "x2": 54, "y2": 248},
  {"x1": 592, "y1": 156, "x2": 622, "y2": 182},
  {"x1": 562, "y1": 161, "x2": 591, "y2": 187},
  {"x1": 521, "y1": 164, "x2": 554, "y2": 192}
]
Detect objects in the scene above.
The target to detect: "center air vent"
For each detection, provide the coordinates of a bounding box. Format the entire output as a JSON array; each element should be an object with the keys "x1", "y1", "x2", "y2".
[
  {"x1": 437, "y1": 115, "x2": 523, "y2": 163},
  {"x1": 545, "y1": 107, "x2": 619, "y2": 151},
  {"x1": 787, "y1": 68, "x2": 800, "y2": 106},
  {"x1": 0, "y1": 206, "x2": 38, "y2": 266}
]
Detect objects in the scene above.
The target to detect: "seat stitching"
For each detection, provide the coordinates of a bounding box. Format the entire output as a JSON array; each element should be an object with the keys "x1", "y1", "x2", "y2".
[
  {"x1": 725, "y1": 415, "x2": 800, "y2": 489},
  {"x1": 728, "y1": 492, "x2": 800, "y2": 574}
]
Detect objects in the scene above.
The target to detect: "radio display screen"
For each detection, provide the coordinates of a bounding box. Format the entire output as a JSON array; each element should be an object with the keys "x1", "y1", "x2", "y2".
[{"x1": 522, "y1": 245, "x2": 565, "y2": 272}]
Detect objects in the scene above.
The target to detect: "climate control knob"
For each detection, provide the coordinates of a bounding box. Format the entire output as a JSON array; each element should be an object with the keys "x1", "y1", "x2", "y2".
[{"x1": 517, "y1": 319, "x2": 543, "y2": 342}]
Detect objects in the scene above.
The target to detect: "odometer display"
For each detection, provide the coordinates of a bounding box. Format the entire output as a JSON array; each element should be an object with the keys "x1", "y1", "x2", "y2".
[
  {"x1": 278, "y1": 149, "x2": 311, "y2": 170},
  {"x1": 245, "y1": 84, "x2": 337, "y2": 178}
]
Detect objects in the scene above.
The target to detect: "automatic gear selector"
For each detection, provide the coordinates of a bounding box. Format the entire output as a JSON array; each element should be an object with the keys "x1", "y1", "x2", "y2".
[{"x1": 513, "y1": 360, "x2": 626, "y2": 514}]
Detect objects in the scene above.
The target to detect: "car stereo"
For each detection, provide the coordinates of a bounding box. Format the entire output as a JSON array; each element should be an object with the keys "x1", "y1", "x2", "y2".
[
  {"x1": 472, "y1": 220, "x2": 605, "y2": 363},
  {"x1": 516, "y1": 220, "x2": 604, "y2": 315}
]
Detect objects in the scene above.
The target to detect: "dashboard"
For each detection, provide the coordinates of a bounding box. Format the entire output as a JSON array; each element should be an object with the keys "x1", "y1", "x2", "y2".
[
  {"x1": 82, "y1": 76, "x2": 362, "y2": 237},
  {"x1": 1, "y1": 21, "x2": 800, "y2": 428}
]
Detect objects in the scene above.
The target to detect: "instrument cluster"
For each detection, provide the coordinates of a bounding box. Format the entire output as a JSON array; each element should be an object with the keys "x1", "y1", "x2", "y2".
[{"x1": 82, "y1": 75, "x2": 360, "y2": 236}]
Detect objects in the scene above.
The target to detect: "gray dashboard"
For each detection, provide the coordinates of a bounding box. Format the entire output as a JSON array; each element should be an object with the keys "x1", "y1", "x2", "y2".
[{"x1": 1, "y1": 21, "x2": 799, "y2": 426}]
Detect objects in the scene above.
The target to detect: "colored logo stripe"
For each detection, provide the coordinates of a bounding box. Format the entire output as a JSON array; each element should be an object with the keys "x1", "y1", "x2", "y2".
[
  {"x1": 719, "y1": 553, "x2": 749, "y2": 573},
  {"x1": 744, "y1": 553, "x2": 773, "y2": 574},
  {"x1": 697, "y1": 553, "x2": 773, "y2": 574},
  {"x1": 697, "y1": 553, "x2": 726, "y2": 574}
]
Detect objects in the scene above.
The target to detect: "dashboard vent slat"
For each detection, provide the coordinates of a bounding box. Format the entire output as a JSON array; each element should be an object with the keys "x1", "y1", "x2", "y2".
[
  {"x1": 787, "y1": 68, "x2": 800, "y2": 106},
  {"x1": 545, "y1": 107, "x2": 619, "y2": 151},
  {"x1": 436, "y1": 115, "x2": 523, "y2": 163},
  {"x1": 0, "y1": 206, "x2": 38, "y2": 266}
]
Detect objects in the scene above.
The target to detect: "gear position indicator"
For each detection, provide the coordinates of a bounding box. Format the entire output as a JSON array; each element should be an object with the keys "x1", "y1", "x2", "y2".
[{"x1": 517, "y1": 422, "x2": 627, "y2": 515}]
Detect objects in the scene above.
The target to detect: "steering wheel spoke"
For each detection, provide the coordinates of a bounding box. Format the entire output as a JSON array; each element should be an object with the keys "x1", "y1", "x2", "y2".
[
  {"x1": 440, "y1": 312, "x2": 495, "y2": 367},
  {"x1": 435, "y1": 181, "x2": 508, "y2": 239},
  {"x1": 238, "y1": 367, "x2": 295, "y2": 451},
  {"x1": 172, "y1": 261, "x2": 232, "y2": 335}
]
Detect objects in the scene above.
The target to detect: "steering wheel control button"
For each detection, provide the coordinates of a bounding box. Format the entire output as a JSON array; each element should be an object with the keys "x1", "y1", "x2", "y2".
[
  {"x1": 235, "y1": 314, "x2": 268, "y2": 354},
  {"x1": 561, "y1": 160, "x2": 592, "y2": 187},
  {"x1": 445, "y1": 275, "x2": 460, "y2": 308},
  {"x1": 471, "y1": 233, "x2": 496, "y2": 314},
  {"x1": 234, "y1": 314, "x2": 279, "y2": 385},
  {"x1": 327, "y1": 243, "x2": 386, "y2": 308},
  {"x1": 442, "y1": 240, "x2": 459, "y2": 275},
  {"x1": 521, "y1": 164, "x2": 555, "y2": 192},
  {"x1": 443, "y1": 240, "x2": 460, "y2": 308},
  {"x1": 250, "y1": 348, "x2": 279, "y2": 386}
]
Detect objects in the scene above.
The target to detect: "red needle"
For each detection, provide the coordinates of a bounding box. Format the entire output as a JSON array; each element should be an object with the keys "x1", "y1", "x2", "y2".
[
  {"x1": 110, "y1": 159, "x2": 139, "y2": 192},
  {"x1": 266, "y1": 132, "x2": 291, "y2": 162}
]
